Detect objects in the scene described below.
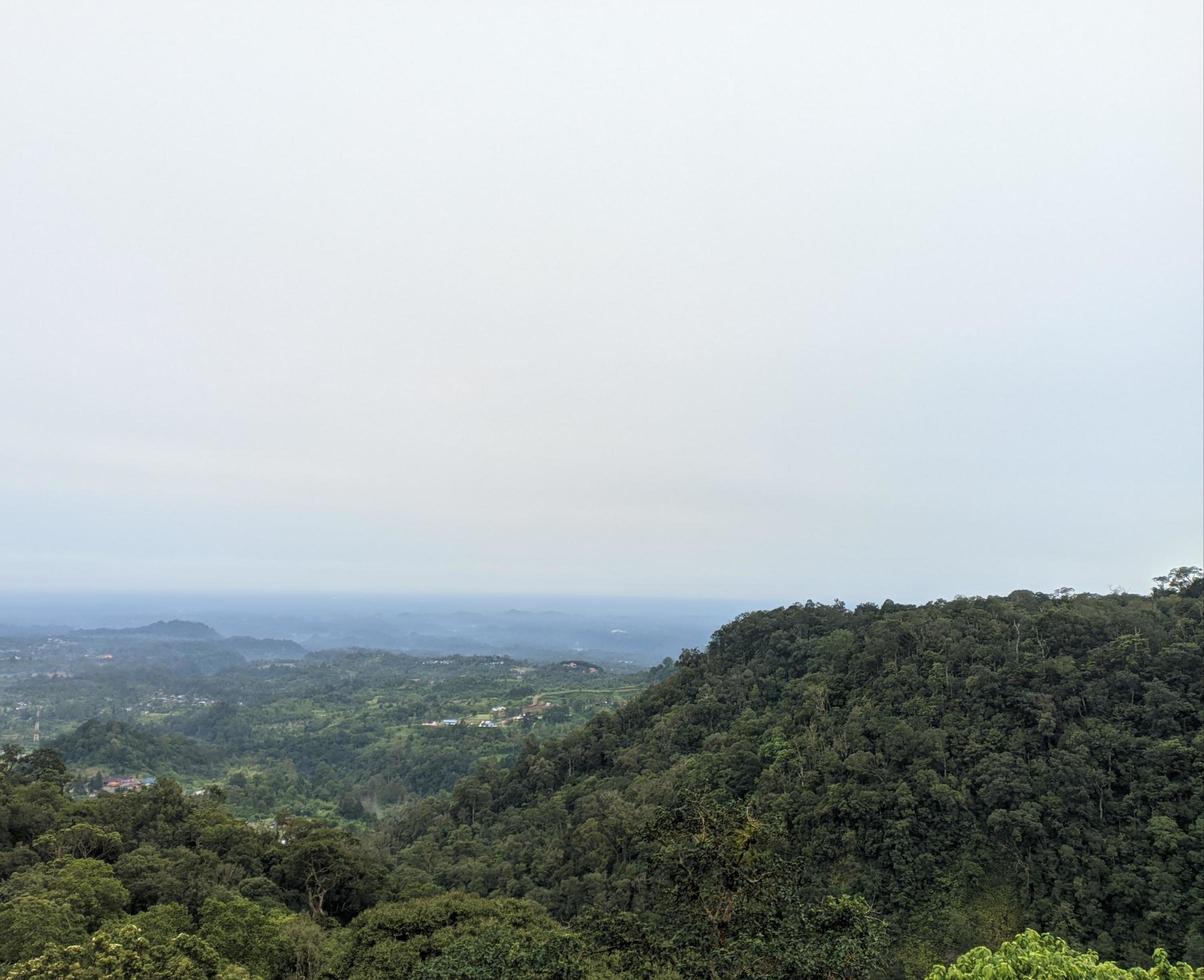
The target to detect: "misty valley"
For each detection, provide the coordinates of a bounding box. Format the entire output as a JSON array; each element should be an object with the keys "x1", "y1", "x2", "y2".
[{"x1": 0, "y1": 617, "x2": 666, "y2": 824}]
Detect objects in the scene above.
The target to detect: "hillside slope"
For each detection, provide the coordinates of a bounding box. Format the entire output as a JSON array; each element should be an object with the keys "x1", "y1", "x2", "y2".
[
  {"x1": 49, "y1": 719, "x2": 221, "y2": 776},
  {"x1": 386, "y1": 577, "x2": 1204, "y2": 974}
]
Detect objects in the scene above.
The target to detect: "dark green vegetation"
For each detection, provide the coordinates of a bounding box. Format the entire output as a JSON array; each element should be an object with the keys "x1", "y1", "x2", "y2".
[
  {"x1": 0, "y1": 751, "x2": 885, "y2": 978},
  {"x1": 383, "y1": 570, "x2": 1204, "y2": 975},
  {"x1": 0, "y1": 570, "x2": 1199, "y2": 978}
]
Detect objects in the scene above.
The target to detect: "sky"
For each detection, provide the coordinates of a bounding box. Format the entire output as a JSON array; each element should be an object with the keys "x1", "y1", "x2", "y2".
[{"x1": 1, "y1": 2, "x2": 1201, "y2": 604}]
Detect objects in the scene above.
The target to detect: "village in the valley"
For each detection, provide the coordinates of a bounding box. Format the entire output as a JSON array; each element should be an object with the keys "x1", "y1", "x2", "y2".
[{"x1": 420, "y1": 697, "x2": 556, "y2": 729}]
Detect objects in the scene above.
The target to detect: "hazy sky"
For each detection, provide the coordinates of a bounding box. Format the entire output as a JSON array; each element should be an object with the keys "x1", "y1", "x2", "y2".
[{"x1": 1, "y1": 2, "x2": 1200, "y2": 602}]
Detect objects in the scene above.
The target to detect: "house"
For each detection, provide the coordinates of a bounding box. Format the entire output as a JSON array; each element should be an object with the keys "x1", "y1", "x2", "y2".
[{"x1": 101, "y1": 776, "x2": 148, "y2": 794}]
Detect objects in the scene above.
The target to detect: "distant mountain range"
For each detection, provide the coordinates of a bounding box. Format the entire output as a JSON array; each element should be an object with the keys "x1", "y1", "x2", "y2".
[
  {"x1": 0, "y1": 594, "x2": 755, "y2": 664},
  {"x1": 72, "y1": 619, "x2": 221, "y2": 640},
  {"x1": 48, "y1": 619, "x2": 310, "y2": 672}
]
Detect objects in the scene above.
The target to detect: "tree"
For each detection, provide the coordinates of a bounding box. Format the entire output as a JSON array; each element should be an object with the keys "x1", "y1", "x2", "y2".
[
  {"x1": 2, "y1": 922, "x2": 231, "y2": 980},
  {"x1": 1152, "y1": 567, "x2": 1203, "y2": 597},
  {"x1": 450, "y1": 777, "x2": 492, "y2": 827},
  {"x1": 10, "y1": 750, "x2": 68, "y2": 787},
  {"x1": 33, "y1": 824, "x2": 123, "y2": 861},
  {"x1": 273, "y1": 821, "x2": 385, "y2": 922},
  {"x1": 1, "y1": 858, "x2": 129, "y2": 931},
  {"x1": 125, "y1": 903, "x2": 194, "y2": 943},
  {"x1": 0, "y1": 897, "x2": 87, "y2": 965},
  {"x1": 645, "y1": 795, "x2": 887, "y2": 978},
  {"x1": 278, "y1": 914, "x2": 328, "y2": 980},
  {"x1": 926, "y1": 930, "x2": 1203, "y2": 978},
  {"x1": 335, "y1": 893, "x2": 598, "y2": 980},
  {"x1": 198, "y1": 896, "x2": 289, "y2": 978}
]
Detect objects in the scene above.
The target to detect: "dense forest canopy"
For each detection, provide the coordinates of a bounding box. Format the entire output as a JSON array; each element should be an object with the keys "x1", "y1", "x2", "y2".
[
  {"x1": 0, "y1": 570, "x2": 1199, "y2": 977},
  {"x1": 383, "y1": 571, "x2": 1204, "y2": 975}
]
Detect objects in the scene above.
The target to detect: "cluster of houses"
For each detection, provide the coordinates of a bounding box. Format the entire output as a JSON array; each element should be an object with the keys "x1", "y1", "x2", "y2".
[
  {"x1": 421, "y1": 701, "x2": 555, "y2": 729},
  {"x1": 141, "y1": 692, "x2": 216, "y2": 709},
  {"x1": 91, "y1": 775, "x2": 156, "y2": 796}
]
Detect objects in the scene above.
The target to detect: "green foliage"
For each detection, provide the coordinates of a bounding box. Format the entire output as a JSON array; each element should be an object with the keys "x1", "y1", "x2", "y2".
[
  {"x1": 125, "y1": 902, "x2": 194, "y2": 943},
  {"x1": 926, "y1": 929, "x2": 1204, "y2": 978},
  {"x1": 0, "y1": 751, "x2": 68, "y2": 790},
  {"x1": 334, "y1": 892, "x2": 602, "y2": 979},
  {"x1": 33, "y1": 823, "x2": 122, "y2": 861},
  {"x1": 385, "y1": 581, "x2": 1204, "y2": 971},
  {"x1": 0, "y1": 897, "x2": 87, "y2": 965},
  {"x1": 637, "y1": 795, "x2": 887, "y2": 977},
  {"x1": 50, "y1": 720, "x2": 220, "y2": 777},
  {"x1": 277, "y1": 914, "x2": 328, "y2": 980},
  {"x1": 1, "y1": 922, "x2": 227, "y2": 979},
  {"x1": 1, "y1": 858, "x2": 129, "y2": 931},
  {"x1": 587, "y1": 795, "x2": 886, "y2": 976},
  {"x1": 272, "y1": 819, "x2": 386, "y2": 923},
  {"x1": 199, "y1": 896, "x2": 289, "y2": 977}
]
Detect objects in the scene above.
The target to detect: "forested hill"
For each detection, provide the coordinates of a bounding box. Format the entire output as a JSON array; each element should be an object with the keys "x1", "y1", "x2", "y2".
[{"x1": 387, "y1": 573, "x2": 1204, "y2": 975}]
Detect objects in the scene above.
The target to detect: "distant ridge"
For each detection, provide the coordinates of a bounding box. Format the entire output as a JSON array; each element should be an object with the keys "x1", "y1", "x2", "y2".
[
  {"x1": 62, "y1": 620, "x2": 307, "y2": 663},
  {"x1": 74, "y1": 619, "x2": 220, "y2": 639}
]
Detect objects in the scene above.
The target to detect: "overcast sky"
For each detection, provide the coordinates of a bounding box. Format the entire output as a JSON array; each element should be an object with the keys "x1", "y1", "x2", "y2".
[{"x1": 1, "y1": 2, "x2": 1200, "y2": 603}]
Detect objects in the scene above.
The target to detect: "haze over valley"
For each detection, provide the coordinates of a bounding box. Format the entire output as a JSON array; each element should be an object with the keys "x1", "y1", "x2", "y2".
[{"x1": 0, "y1": 594, "x2": 751, "y2": 665}]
